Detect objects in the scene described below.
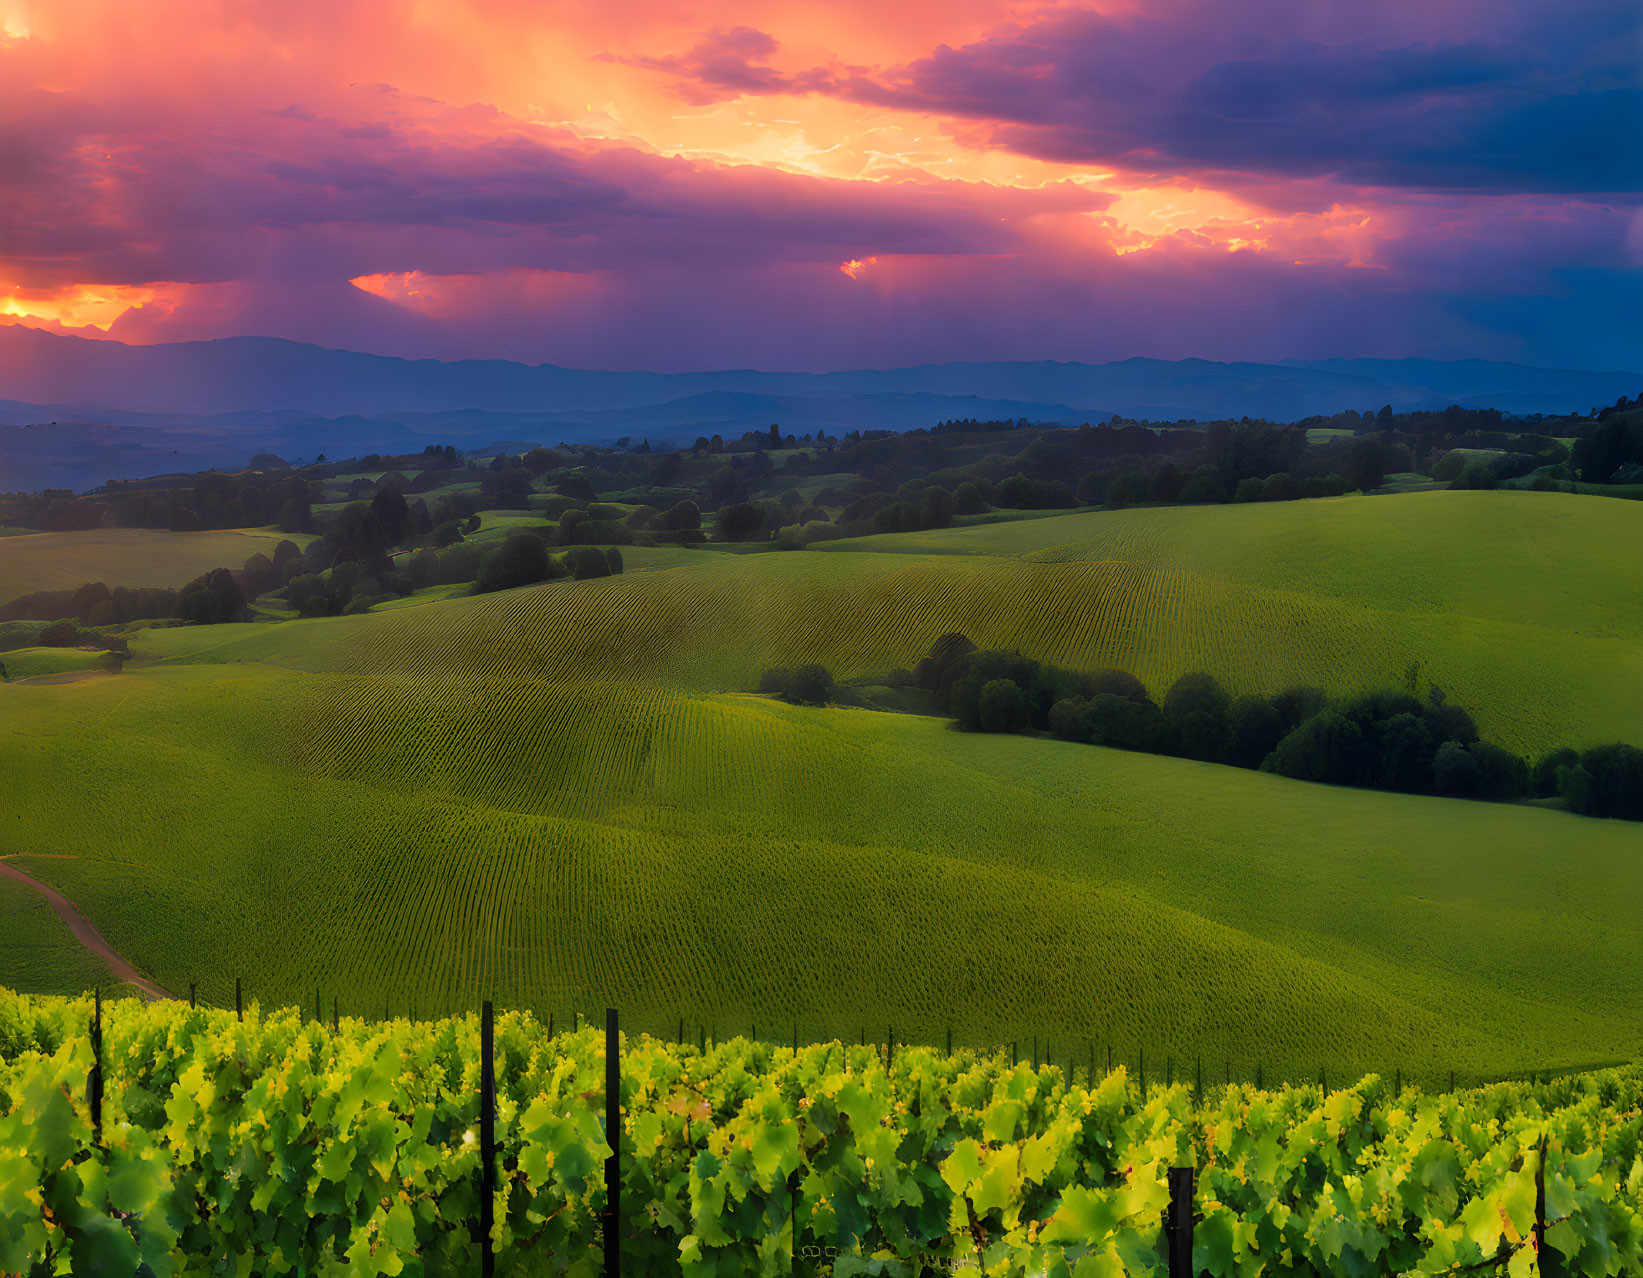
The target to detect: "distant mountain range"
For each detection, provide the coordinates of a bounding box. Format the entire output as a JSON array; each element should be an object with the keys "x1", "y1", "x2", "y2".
[{"x1": 1, "y1": 325, "x2": 1637, "y2": 491}]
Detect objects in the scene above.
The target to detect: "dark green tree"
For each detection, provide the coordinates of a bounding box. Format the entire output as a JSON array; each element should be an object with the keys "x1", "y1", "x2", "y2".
[
  {"x1": 952, "y1": 482, "x2": 986, "y2": 515},
  {"x1": 1104, "y1": 472, "x2": 1149, "y2": 509},
  {"x1": 1148, "y1": 463, "x2": 1184, "y2": 503},
  {"x1": 174, "y1": 583, "x2": 225, "y2": 625},
  {"x1": 1162, "y1": 672, "x2": 1230, "y2": 721},
  {"x1": 1532, "y1": 746, "x2": 1580, "y2": 798},
  {"x1": 1345, "y1": 439, "x2": 1388, "y2": 492},
  {"x1": 1264, "y1": 710, "x2": 1366, "y2": 785},
  {"x1": 782, "y1": 665, "x2": 832, "y2": 706},
  {"x1": 1226, "y1": 695, "x2": 1284, "y2": 769},
  {"x1": 371, "y1": 489, "x2": 410, "y2": 542},
  {"x1": 1577, "y1": 743, "x2": 1643, "y2": 819},
  {"x1": 475, "y1": 532, "x2": 554, "y2": 593},
  {"x1": 714, "y1": 502, "x2": 766, "y2": 541},
  {"x1": 977, "y1": 679, "x2": 1031, "y2": 733},
  {"x1": 1176, "y1": 709, "x2": 1229, "y2": 762},
  {"x1": 1468, "y1": 741, "x2": 1527, "y2": 801},
  {"x1": 563, "y1": 545, "x2": 612, "y2": 581},
  {"x1": 1083, "y1": 693, "x2": 1170, "y2": 752},
  {"x1": 1433, "y1": 740, "x2": 1481, "y2": 794},
  {"x1": 1177, "y1": 465, "x2": 1228, "y2": 504}
]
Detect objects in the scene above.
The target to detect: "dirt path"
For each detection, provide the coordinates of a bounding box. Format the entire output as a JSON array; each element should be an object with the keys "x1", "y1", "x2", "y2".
[{"x1": 0, "y1": 859, "x2": 174, "y2": 1000}]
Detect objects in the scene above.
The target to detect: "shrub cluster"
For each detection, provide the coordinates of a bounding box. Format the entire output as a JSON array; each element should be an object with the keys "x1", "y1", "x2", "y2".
[
  {"x1": 756, "y1": 664, "x2": 833, "y2": 706},
  {"x1": 472, "y1": 533, "x2": 625, "y2": 594}
]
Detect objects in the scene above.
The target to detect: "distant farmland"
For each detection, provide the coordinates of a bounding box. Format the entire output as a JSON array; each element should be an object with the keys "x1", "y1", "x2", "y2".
[{"x1": 0, "y1": 526, "x2": 306, "y2": 608}]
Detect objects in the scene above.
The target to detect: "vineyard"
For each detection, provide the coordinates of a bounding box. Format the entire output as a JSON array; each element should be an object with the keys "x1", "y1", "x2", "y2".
[
  {"x1": 1, "y1": 989, "x2": 1639, "y2": 1277},
  {"x1": 1, "y1": 490, "x2": 1641, "y2": 1077}
]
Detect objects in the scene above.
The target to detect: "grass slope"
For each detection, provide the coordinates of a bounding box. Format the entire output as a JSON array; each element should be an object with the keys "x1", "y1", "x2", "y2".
[
  {"x1": 146, "y1": 490, "x2": 1640, "y2": 754},
  {"x1": 0, "y1": 646, "x2": 117, "y2": 679},
  {"x1": 0, "y1": 526, "x2": 307, "y2": 608},
  {"x1": 2, "y1": 491, "x2": 1639, "y2": 1081},
  {"x1": 0, "y1": 871, "x2": 116, "y2": 995},
  {"x1": 813, "y1": 491, "x2": 1643, "y2": 754}
]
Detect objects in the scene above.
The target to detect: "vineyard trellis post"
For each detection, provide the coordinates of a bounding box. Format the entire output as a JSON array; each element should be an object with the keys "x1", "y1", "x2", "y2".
[
  {"x1": 88, "y1": 985, "x2": 104, "y2": 1147},
  {"x1": 236, "y1": 976, "x2": 242, "y2": 1022},
  {"x1": 605, "y1": 1006, "x2": 621, "y2": 1278},
  {"x1": 887, "y1": 1026, "x2": 893, "y2": 1075},
  {"x1": 787, "y1": 1162, "x2": 800, "y2": 1278},
  {"x1": 1534, "y1": 1136, "x2": 1547, "y2": 1263},
  {"x1": 332, "y1": 996, "x2": 338, "y2": 1033},
  {"x1": 189, "y1": 981, "x2": 196, "y2": 1009},
  {"x1": 480, "y1": 999, "x2": 495, "y2": 1278},
  {"x1": 1164, "y1": 1166, "x2": 1194, "y2": 1278}
]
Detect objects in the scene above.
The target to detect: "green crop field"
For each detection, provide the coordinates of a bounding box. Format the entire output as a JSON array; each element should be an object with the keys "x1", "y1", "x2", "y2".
[
  {"x1": 0, "y1": 490, "x2": 1638, "y2": 1083},
  {"x1": 0, "y1": 872, "x2": 113, "y2": 995},
  {"x1": 0, "y1": 526, "x2": 309, "y2": 608},
  {"x1": 813, "y1": 490, "x2": 1643, "y2": 753}
]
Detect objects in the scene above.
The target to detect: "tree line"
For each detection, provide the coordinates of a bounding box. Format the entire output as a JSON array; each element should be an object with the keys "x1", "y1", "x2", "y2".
[{"x1": 911, "y1": 639, "x2": 1641, "y2": 821}]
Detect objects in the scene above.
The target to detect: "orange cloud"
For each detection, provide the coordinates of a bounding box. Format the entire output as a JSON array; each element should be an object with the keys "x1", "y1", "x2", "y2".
[
  {"x1": 351, "y1": 267, "x2": 610, "y2": 323},
  {"x1": 0, "y1": 0, "x2": 1625, "y2": 371},
  {"x1": 1, "y1": 284, "x2": 163, "y2": 332}
]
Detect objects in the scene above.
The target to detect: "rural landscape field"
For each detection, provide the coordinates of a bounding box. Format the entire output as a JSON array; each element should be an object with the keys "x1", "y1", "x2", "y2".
[{"x1": 2, "y1": 0, "x2": 1640, "y2": 1274}]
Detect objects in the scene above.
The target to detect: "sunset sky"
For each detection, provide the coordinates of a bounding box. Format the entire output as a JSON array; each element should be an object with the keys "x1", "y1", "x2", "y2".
[{"x1": 2, "y1": 0, "x2": 1638, "y2": 371}]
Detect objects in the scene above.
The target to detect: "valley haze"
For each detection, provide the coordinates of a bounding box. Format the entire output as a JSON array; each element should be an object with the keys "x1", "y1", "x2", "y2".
[{"x1": 2, "y1": 325, "x2": 1638, "y2": 490}]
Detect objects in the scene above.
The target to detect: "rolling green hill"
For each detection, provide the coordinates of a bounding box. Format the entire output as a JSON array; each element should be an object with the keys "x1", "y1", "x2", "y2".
[
  {"x1": 146, "y1": 489, "x2": 1641, "y2": 755},
  {"x1": 0, "y1": 490, "x2": 1637, "y2": 1081},
  {"x1": 0, "y1": 646, "x2": 118, "y2": 680}
]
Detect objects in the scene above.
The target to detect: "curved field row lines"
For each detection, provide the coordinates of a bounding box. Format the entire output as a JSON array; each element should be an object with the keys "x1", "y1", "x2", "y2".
[
  {"x1": 5, "y1": 665, "x2": 1642, "y2": 1072},
  {"x1": 126, "y1": 492, "x2": 1640, "y2": 752},
  {"x1": 138, "y1": 544, "x2": 1611, "y2": 756},
  {"x1": 250, "y1": 553, "x2": 1402, "y2": 700}
]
